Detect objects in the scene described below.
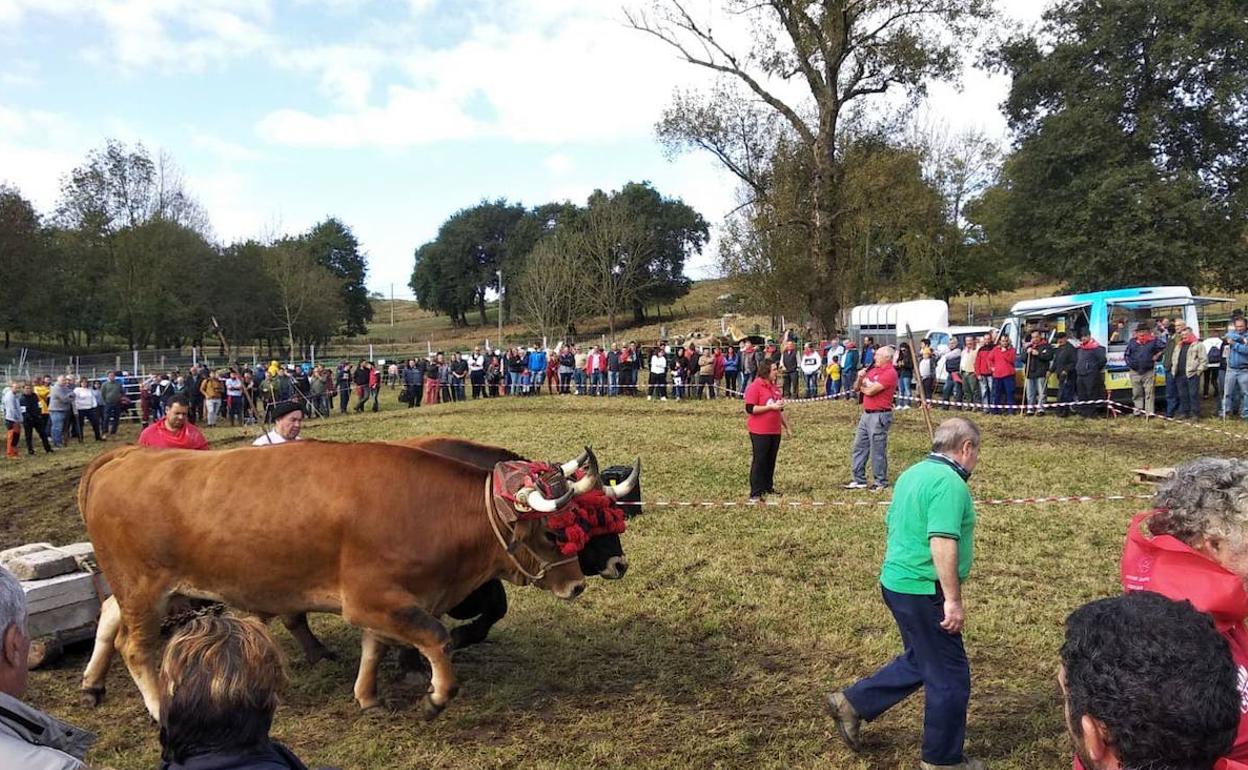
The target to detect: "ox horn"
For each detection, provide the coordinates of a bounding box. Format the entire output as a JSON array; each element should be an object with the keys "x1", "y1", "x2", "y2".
[
  {"x1": 560, "y1": 447, "x2": 591, "y2": 477},
  {"x1": 570, "y1": 448, "x2": 600, "y2": 495},
  {"x1": 604, "y1": 457, "x2": 641, "y2": 500},
  {"x1": 523, "y1": 484, "x2": 575, "y2": 514}
]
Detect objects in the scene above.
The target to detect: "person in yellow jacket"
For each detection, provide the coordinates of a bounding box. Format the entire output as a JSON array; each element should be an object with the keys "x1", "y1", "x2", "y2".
[{"x1": 825, "y1": 356, "x2": 842, "y2": 397}]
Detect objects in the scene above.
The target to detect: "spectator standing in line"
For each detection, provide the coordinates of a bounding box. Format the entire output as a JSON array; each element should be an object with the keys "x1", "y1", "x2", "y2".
[
  {"x1": 404, "y1": 358, "x2": 423, "y2": 407},
  {"x1": 607, "y1": 343, "x2": 622, "y2": 397},
  {"x1": 959, "y1": 337, "x2": 978, "y2": 412},
  {"x1": 740, "y1": 341, "x2": 757, "y2": 394},
  {"x1": 556, "y1": 345, "x2": 574, "y2": 394},
  {"x1": 781, "y1": 340, "x2": 800, "y2": 399},
  {"x1": 20, "y1": 383, "x2": 52, "y2": 455},
  {"x1": 100, "y1": 371, "x2": 124, "y2": 435},
  {"x1": 573, "y1": 346, "x2": 588, "y2": 395},
  {"x1": 918, "y1": 346, "x2": 936, "y2": 400},
  {"x1": 336, "y1": 361, "x2": 352, "y2": 414},
  {"x1": 648, "y1": 346, "x2": 668, "y2": 401},
  {"x1": 156, "y1": 614, "x2": 323, "y2": 770},
  {"x1": 309, "y1": 367, "x2": 328, "y2": 415},
  {"x1": 47, "y1": 376, "x2": 72, "y2": 447},
  {"x1": 592, "y1": 346, "x2": 611, "y2": 396},
  {"x1": 1124, "y1": 322, "x2": 1165, "y2": 415},
  {"x1": 1205, "y1": 334, "x2": 1226, "y2": 402},
  {"x1": 1051, "y1": 332, "x2": 1077, "y2": 417},
  {"x1": 387, "y1": 361, "x2": 399, "y2": 389},
  {"x1": 844, "y1": 346, "x2": 899, "y2": 491},
  {"x1": 861, "y1": 336, "x2": 876, "y2": 369},
  {"x1": 352, "y1": 360, "x2": 369, "y2": 412},
  {"x1": 72, "y1": 377, "x2": 103, "y2": 442},
  {"x1": 1075, "y1": 331, "x2": 1107, "y2": 418},
  {"x1": 696, "y1": 346, "x2": 715, "y2": 399},
  {"x1": 723, "y1": 344, "x2": 740, "y2": 396},
  {"x1": 825, "y1": 355, "x2": 842, "y2": 397},
  {"x1": 224, "y1": 366, "x2": 243, "y2": 424},
  {"x1": 240, "y1": 371, "x2": 257, "y2": 424},
  {"x1": 466, "y1": 347, "x2": 485, "y2": 399},
  {"x1": 619, "y1": 343, "x2": 634, "y2": 396},
  {"x1": 32, "y1": 377, "x2": 50, "y2": 436},
  {"x1": 712, "y1": 345, "x2": 726, "y2": 398},
  {"x1": 940, "y1": 338, "x2": 963, "y2": 410},
  {"x1": 423, "y1": 355, "x2": 441, "y2": 406},
  {"x1": 1166, "y1": 322, "x2": 1206, "y2": 420},
  {"x1": 528, "y1": 345, "x2": 547, "y2": 396},
  {"x1": 450, "y1": 352, "x2": 468, "y2": 402},
  {"x1": 841, "y1": 342, "x2": 859, "y2": 394},
  {"x1": 973, "y1": 334, "x2": 994, "y2": 412},
  {"x1": 2, "y1": 381, "x2": 19, "y2": 459},
  {"x1": 0, "y1": 566, "x2": 96, "y2": 769},
  {"x1": 828, "y1": 418, "x2": 982, "y2": 770},
  {"x1": 1162, "y1": 318, "x2": 1182, "y2": 418},
  {"x1": 1223, "y1": 315, "x2": 1248, "y2": 420},
  {"x1": 438, "y1": 356, "x2": 453, "y2": 403},
  {"x1": 895, "y1": 342, "x2": 914, "y2": 407},
  {"x1": 743, "y1": 359, "x2": 791, "y2": 502},
  {"x1": 1022, "y1": 330, "x2": 1053, "y2": 416},
  {"x1": 138, "y1": 395, "x2": 208, "y2": 450},
  {"x1": 989, "y1": 334, "x2": 1017, "y2": 414},
  {"x1": 200, "y1": 370, "x2": 224, "y2": 427},
  {"x1": 800, "y1": 343, "x2": 822, "y2": 399},
  {"x1": 367, "y1": 361, "x2": 382, "y2": 411},
  {"x1": 1061, "y1": 592, "x2": 1240, "y2": 770}
]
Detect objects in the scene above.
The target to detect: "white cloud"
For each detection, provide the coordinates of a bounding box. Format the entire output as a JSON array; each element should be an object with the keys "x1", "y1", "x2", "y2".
[
  {"x1": 543, "y1": 152, "x2": 573, "y2": 176},
  {"x1": 189, "y1": 131, "x2": 261, "y2": 162}
]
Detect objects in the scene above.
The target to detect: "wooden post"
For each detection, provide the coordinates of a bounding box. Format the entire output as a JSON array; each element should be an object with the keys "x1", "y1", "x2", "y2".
[{"x1": 905, "y1": 324, "x2": 935, "y2": 442}]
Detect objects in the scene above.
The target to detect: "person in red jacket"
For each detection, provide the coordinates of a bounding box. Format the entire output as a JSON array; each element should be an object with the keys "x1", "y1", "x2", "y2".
[
  {"x1": 988, "y1": 335, "x2": 1017, "y2": 414},
  {"x1": 137, "y1": 395, "x2": 208, "y2": 450},
  {"x1": 1107, "y1": 457, "x2": 1248, "y2": 770},
  {"x1": 973, "y1": 335, "x2": 995, "y2": 412}
]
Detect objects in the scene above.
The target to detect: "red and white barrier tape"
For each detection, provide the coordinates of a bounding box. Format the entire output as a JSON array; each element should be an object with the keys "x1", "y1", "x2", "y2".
[{"x1": 612, "y1": 493, "x2": 1155, "y2": 509}]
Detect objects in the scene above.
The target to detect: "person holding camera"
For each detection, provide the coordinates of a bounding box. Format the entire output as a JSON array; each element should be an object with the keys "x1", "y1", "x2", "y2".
[
  {"x1": 743, "y1": 359, "x2": 791, "y2": 503},
  {"x1": 1222, "y1": 315, "x2": 1248, "y2": 419}
]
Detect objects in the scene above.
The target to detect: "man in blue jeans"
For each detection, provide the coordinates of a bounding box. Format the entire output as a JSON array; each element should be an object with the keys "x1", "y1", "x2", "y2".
[
  {"x1": 1222, "y1": 316, "x2": 1248, "y2": 419},
  {"x1": 828, "y1": 417, "x2": 983, "y2": 770}
]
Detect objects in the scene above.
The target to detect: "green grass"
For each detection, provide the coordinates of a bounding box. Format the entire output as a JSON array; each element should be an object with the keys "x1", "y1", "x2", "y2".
[{"x1": 1, "y1": 391, "x2": 1242, "y2": 769}]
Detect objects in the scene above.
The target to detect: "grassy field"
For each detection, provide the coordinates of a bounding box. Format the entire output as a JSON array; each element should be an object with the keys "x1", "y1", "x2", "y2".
[{"x1": 1, "y1": 390, "x2": 1244, "y2": 769}]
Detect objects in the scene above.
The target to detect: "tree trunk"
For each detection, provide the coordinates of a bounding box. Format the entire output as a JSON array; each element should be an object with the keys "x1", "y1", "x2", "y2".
[
  {"x1": 632, "y1": 302, "x2": 646, "y2": 325},
  {"x1": 808, "y1": 129, "x2": 842, "y2": 336},
  {"x1": 478, "y1": 291, "x2": 488, "y2": 327}
]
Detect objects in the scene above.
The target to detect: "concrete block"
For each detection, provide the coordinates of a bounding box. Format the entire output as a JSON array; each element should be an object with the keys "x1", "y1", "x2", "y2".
[
  {"x1": 56, "y1": 542, "x2": 97, "y2": 570},
  {"x1": 3, "y1": 549, "x2": 77, "y2": 580},
  {"x1": 22, "y1": 572, "x2": 109, "y2": 614}
]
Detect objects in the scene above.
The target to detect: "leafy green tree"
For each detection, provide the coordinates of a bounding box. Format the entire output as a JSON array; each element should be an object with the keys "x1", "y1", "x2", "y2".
[
  {"x1": 628, "y1": 0, "x2": 995, "y2": 332},
  {"x1": 0, "y1": 186, "x2": 42, "y2": 348},
  {"x1": 988, "y1": 0, "x2": 1248, "y2": 291},
  {"x1": 304, "y1": 218, "x2": 373, "y2": 335}
]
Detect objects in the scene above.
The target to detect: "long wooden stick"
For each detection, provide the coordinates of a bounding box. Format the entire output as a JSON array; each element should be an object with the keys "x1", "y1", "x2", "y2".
[{"x1": 905, "y1": 324, "x2": 935, "y2": 442}]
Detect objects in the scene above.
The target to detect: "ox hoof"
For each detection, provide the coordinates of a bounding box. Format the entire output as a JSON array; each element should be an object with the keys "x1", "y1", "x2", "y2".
[
  {"x1": 420, "y1": 695, "x2": 447, "y2": 722},
  {"x1": 306, "y1": 647, "x2": 339, "y2": 665},
  {"x1": 79, "y1": 687, "x2": 105, "y2": 708},
  {"x1": 358, "y1": 700, "x2": 383, "y2": 713}
]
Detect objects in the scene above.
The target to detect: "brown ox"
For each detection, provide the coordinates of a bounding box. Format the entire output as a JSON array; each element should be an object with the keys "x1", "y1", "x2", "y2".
[{"x1": 78, "y1": 441, "x2": 586, "y2": 721}]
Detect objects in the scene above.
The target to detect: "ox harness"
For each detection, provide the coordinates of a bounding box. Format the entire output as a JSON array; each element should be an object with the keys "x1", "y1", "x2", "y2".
[{"x1": 486, "y1": 461, "x2": 627, "y2": 582}]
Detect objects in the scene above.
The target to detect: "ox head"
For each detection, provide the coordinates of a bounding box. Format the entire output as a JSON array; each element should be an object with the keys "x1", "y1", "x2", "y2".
[
  {"x1": 562, "y1": 450, "x2": 639, "y2": 581},
  {"x1": 492, "y1": 458, "x2": 589, "y2": 600}
]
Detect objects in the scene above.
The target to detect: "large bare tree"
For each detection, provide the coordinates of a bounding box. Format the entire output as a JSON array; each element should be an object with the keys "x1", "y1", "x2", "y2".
[{"x1": 627, "y1": 0, "x2": 995, "y2": 331}]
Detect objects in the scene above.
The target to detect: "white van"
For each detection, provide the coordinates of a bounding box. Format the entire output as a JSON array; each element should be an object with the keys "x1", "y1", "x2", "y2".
[{"x1": 848, "y1": 300, "x2": 949, "y2": 349}]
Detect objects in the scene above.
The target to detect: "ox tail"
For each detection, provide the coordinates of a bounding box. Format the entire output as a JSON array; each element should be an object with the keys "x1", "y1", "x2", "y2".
[{"x1": 77, "y1": 446, "x2": 142, "y2": 525}]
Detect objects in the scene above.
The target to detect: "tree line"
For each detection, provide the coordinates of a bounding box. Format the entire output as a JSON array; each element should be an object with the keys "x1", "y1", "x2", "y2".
[
  {"x1": 630, "y1": 0, "x2": 1248, "y2": 333},
  {"x1": 409, "y1": 181, "x2": 708, "y2": 342},
  {"x1": 0, "y1": 140, "x2": 372, "y2": 356}
]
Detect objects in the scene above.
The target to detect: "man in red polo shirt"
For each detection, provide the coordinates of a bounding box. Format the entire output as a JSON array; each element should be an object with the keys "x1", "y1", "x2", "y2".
[
  {"x1": 844, "y1": 346, "x2": 899, "y2": 491},
  {"x1": 137, "y1": 394, "x2": 208, "y2": 450}
]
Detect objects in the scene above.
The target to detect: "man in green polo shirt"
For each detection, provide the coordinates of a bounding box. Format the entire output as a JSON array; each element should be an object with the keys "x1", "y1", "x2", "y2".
[{"x1": 826, "y1": 417, "x2": 983, "y2": 770}]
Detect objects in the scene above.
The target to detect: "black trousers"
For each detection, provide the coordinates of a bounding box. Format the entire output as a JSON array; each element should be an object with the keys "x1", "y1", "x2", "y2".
[
  {"x1": 77, "y1": 408, "x2": 102, "y2": 441},
  {"x1": 783, "y1": 371, "x2": 798, "y2": 398},
  {"x1": 470, "y1": 371, "x2": 485, "y2": 399},
  {"x1": 1076, "y1": 373, "x2": 1102, "y2": 417},
  {"x1": 749, "y1": 432, "x2": 782, "y2": 498},
  {"x1": 25, "y1": 419, "x2": 52, "y2": 453}
]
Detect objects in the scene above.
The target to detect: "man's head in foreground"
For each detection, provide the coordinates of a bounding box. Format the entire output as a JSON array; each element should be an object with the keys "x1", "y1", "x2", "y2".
[{"x1": 1059, "y1": 591, "x2": 1240, "y2": 770}]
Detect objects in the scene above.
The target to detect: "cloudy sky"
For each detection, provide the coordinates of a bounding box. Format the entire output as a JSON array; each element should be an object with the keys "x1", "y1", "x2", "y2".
[{"x1": 0, "y1": 0, "x2": 1046, "y2": 297}]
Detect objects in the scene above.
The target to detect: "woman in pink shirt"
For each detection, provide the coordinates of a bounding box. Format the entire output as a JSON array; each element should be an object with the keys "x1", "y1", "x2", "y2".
[{"x1": 743, "y1": 360, "x2": 792, "y2": 502}]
